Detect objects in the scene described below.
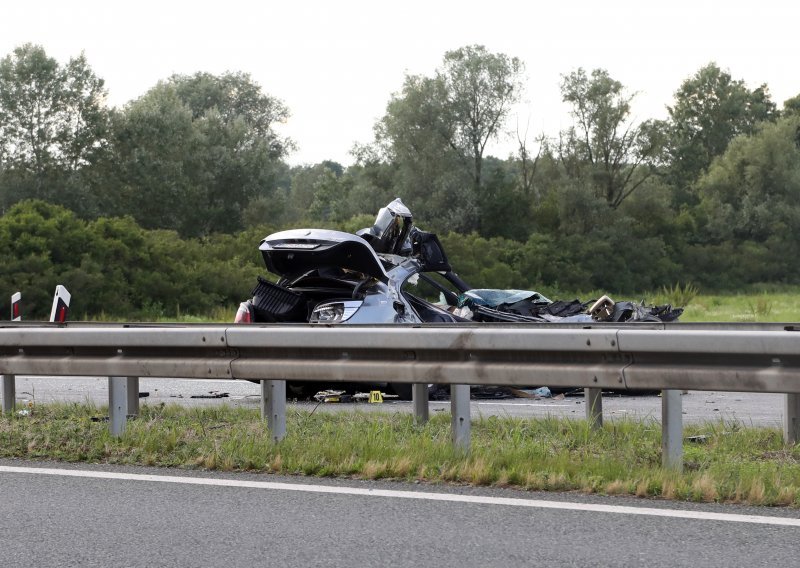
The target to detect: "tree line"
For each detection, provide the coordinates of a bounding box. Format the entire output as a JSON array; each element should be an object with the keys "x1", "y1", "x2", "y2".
[{"x1": 1, "y1": 43, "x2": 799, "y2": 318}]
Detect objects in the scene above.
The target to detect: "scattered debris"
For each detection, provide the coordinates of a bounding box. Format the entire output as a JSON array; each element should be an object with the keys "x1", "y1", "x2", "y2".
[
  {"x1": 471, "y1": 386, "x2": 515, "y2": 399},
  {"x1": 190, "y1": 391, "x2": 229, "y2": 399},
  {"x1": 456, "y1": 289, "x2": 682, "y2": 324},
  {"x1": 314, "y1": 390, "x2": 397, "y2": 403},
  {"x1": 686, "y1": 435, "x2": 709, "y2": 443},
  {"x1": 588, "y1": 295, "x2": 615, "y2": 321},
  {"x1": 509, "y1": 386, "x2": 552, "y2": 399},
  {"x1": 314, "y1": 390, "x2": 351, "y2": 403}
]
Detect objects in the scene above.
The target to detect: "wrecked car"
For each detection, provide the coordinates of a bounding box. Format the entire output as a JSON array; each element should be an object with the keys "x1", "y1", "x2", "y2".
[{"x1": 234, "y1": 198, "x2": 682, "y2": 397}]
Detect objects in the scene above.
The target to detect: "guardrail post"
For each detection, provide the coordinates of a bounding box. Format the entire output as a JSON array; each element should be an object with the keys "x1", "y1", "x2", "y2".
[
  {"x1": 784, "y1": 394, "x2": 800, "y2": 444},
  {"x1": 261, "y1": 380, "x2": 286, "y2": 442},
  {"x1": 1, "y1": 374, "x2": 15, "y2": 412},
  {"x1": 108, "y1": 376, "x2": 128, "y2": 437},
  {"x1": 126, "y1": 377, "x2": 140, "y2": 416},
  {"x1": 585, "y1": 387, "x2": 603, "y2": 429},
  {"x1": 451, "y1": 384, "x2": 470, "y2": 452},
  {"x1": 661, "y1": 389, "x2": 683, "y2": 470},
  {"x1": 412, "y1": 383, "x2": 429, "y2": 424}
]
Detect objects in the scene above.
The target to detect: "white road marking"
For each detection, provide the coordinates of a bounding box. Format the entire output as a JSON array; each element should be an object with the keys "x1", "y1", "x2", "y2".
[
  {"x1": 475, "y1": 402, "x2": 573, "y2": 407},
  {"x1": 430, "y1": 401, "x2": 573, "y2": 408},
  {"x1": 2, "y1": 465, "x2": 799, "y2": 527}
]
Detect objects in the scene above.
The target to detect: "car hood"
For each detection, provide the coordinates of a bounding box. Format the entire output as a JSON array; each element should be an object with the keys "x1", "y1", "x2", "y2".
[{"x1": 259, "y1": 229, "x2": 389, "y2": 282}]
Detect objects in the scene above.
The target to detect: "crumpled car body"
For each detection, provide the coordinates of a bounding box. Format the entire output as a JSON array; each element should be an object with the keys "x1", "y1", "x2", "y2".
[
  {"x1": 237, "y1": 227, "x2": 464, "y2": 326},
  {"x1": 234, "y1": 198, "x2": 682, "y2": 396}
]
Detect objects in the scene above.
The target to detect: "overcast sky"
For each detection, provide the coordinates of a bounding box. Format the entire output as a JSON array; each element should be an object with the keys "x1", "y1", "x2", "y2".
[{"x1": 3, "y1": 0, "x2": 796, "y2": 166}]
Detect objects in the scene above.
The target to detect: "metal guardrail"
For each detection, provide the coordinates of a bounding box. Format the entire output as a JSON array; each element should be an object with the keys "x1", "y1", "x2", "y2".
[{"x1": 1, "y1": 322, "x2": 799, "y2": 470}]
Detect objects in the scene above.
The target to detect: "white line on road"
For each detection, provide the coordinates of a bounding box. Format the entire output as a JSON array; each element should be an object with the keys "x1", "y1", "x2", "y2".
[
  {"x1": 2, "y1": 465, "x2": 798, "y2": 527},
  {"x1": 474, "y1": 402, "x2": 574, "y2": 407},
  {"x1": 429, "y1": 401, "x2": 574, "y2": 408}
]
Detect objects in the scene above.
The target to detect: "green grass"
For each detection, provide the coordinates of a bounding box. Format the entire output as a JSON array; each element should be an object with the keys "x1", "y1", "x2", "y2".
[
  {"x1": 85, "y1": 304, "x2": 237, "y2": 323},
  {"x1": 3, "y1": 402, "x2": 800, "y2": 507},
  {"x1": 677, "y1": 292, "x2": 800, "y2": 323}
]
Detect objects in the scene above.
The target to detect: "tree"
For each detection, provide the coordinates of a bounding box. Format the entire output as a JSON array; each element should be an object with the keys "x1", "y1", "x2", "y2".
[
  {"x1": 514, "y1": 121, "x2": 544, "y2": 205},
  {"x1": 107, "y1": 73, "x2": 292, "y2": 235},
  {"x1": 374, "y1": 74, "x2": 474, "y2": 231},
  {"x1": 105, "y1": 84, "x2": 203, "y2": 232},
  {"x1": 285, "y1": 161, "x2": 350, "y2": 223},
  {"x1": 557, "y1": 68, "x2": 666, "y2": 209},
  {"x1": 440, "y1": 45, "x2": 524, "y2": 198},
  {"x1": 371, "y1": 45, "x2": 524, "y2": 232},
  {"x1": 784, "y1": 94, "x2": 800, "y2": 117},
  {"x1": 169, "y1": 71, "x2": 292, "y2": 160},
  {"x1": 667, "y1": 63, "x2": 777, "y2": 194},
  {"x1": 696, "y1": 116, "x2": 800, "y2": 245},
  {"x1": 0, "y1": 44, "x2": 110, "y2": 212}
]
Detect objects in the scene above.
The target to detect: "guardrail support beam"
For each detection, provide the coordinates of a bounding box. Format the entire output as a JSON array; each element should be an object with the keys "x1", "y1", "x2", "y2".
[
  {"x1": 261, "y1": 380, "x2": 286, "y2": 442},
  {"x1": 784, "y1": 394, "x2": 800, "y2": 444},
  {"x1": 451, "y1": 384, "x2": 470, "y2": 452},
  {"x1": 1, "y1": 374, "x2": 15, "y2": 412},
  {"x1": 108, "y1": 376, "x2": 128, "y2": 437},
  {"x1": 661, "y1": 389, "x2": 683, "y2": 471},
  {"x1": 126, "y1": 377, "x2": 140, "y2": 416},
  {"x1": 412, "y1": 383, "x2": 429, "y2": 424},
  {"x1": 585, "y1": 387, "x2": 603, "y2": 429}
]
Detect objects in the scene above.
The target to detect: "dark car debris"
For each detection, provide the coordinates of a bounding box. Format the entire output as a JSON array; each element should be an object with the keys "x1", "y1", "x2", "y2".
[
  {"x1": 190, "y1": 391, "x2": 230, "y2": 399},
  {"x1": 453, "y1": 289, "x2": 682, "y2": 324}
]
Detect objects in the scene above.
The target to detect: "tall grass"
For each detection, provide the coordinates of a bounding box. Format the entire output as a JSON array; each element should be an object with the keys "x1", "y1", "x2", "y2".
[
  {"x1": 2, "y1": 403, "x2": 800, "y2": 506},
  {"x1": 680, "y1": 291, "x2": 800, "y2": 322},
  {"x1": 656, "y1": 282, "x2": 700, "y2": 308}
]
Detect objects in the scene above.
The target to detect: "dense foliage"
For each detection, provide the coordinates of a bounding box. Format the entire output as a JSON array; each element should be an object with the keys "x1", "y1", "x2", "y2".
[{"x1": 1, "y1": 44, "x2": 799, "y2": 319}]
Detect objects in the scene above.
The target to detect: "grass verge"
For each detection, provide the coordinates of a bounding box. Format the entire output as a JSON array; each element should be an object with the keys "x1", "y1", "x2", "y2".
[{"x1": 2, "y1": 402, "x2": 800, "y2": 507}]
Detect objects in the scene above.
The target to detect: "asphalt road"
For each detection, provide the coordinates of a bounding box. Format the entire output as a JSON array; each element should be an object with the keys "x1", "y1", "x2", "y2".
[
  {"x1": 2, "y1": 381, "x2": 796, "y2": 566},
  {"x1": 8, "y1": 375, "x2": 789, "y2": 428},
  {"x1": 0, "y1": 459, "x2": 797, "y2": 568}
]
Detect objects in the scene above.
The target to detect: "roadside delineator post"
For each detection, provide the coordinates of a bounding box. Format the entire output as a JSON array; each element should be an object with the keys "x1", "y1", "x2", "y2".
[
  {"x1": 11, "y1": 292, "x2": 21, "y2": 321},
  {"x1": 50, "y1": 285, "x2": 70, "y2": 323}
]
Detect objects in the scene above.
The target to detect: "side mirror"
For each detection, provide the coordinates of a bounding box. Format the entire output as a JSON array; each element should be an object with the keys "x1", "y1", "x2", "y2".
[{"x1": 411, "y1": 229, "x2": 451, "y2": 272}]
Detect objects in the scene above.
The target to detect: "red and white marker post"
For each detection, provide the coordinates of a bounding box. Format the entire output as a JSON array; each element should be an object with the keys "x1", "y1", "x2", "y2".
[
  {"x1": 11, "y1": 292, "x2": 21, "y2": 321},
  {"x1": 49, "y1": 285, "x2": 70, "y2": 323}
]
